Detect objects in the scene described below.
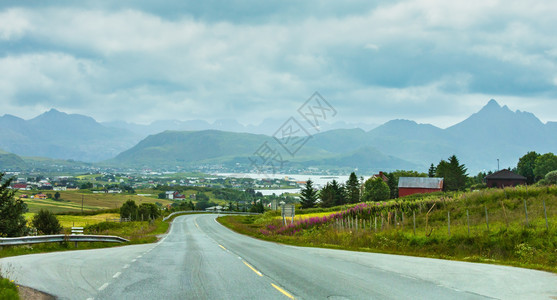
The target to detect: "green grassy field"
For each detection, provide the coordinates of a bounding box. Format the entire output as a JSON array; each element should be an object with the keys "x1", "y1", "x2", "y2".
[
  {"x1": 219, "y1": 185, "x2": 557, "y2": 273},
  {"x1": 0, "y1": 218, "x2": 169, "y2": 259},
  {"x1": 17, "y1": 190, "x2": 173, "y2": 214}
]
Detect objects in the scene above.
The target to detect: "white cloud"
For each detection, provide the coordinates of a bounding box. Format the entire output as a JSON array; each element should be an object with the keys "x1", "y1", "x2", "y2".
[
  {"x1": 0, "y1": 8, "x2": 32, "y2": 40},
  {"x1": 0, "y1": 1, "x2": 556, "y2": 126}
]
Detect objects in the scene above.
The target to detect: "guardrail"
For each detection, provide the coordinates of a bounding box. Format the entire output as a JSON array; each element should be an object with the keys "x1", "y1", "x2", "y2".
[
  {"x1": 0, "y1": 234, "x2": 129, "y2": 247},
  {"x1": 163, "y1": 211, "x2": 261, "y2": 221}
]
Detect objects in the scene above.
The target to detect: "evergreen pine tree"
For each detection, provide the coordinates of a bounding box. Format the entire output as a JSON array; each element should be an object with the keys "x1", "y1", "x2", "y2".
[
  {"x1": 345, "y1": 172, "x2": 360, "y2": 203},
  {"x1": 428, "y1": 164, "x2": 436, "y2": 177},
  {"x1": 299, "y1": 179, "x2": 318, "y2": 209},
  {"x1": 436, "y1": 155, "x2": 467, "y2": 191}
]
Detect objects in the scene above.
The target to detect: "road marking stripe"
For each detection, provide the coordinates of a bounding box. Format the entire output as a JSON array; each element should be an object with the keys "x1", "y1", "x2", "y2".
[
  {"x1": 98, "y1": 283, "x2": 109, "y2": 291},
  {"x1": 271, "y1": 283, "x2": 295, "y2": 299},
  {"x1": 123, "y1": 264, "x2": 130, "y2": 269},
  {"x1": 113, "y1": 272, "x2": 121, "y2": 279},
  {"x1": 219, "y1": 244, "x2": 227, "y2": 251},
  {"x1": 195, "y1": 222, "x2": 199, "y2": 228},
  {"x1": 132, "y1": 259, "x2": 137, "y2": 262},
  {"x1": 242, "y1": 261, "x2": 263, "y2": 277},
  {"x1": 137, "y1": 255, "x2": 142, "y2": 258}
]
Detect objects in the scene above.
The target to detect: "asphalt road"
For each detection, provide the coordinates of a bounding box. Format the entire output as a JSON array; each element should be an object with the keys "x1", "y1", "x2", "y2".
[{"x1": 1, "y1": 214, "x2": 556, "y2": 299}]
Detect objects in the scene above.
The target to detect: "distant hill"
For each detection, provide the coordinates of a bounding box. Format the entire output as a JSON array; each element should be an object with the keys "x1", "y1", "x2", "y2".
[
  {"x1": 103, "y1": 118, "x2": 379, "y2": 136},
  {"x1": 445, "y1": 99, "x2": 557, "y2": 170},
  {"x1": 301, "y1": 99, "x2": 557, "y2": 172},
  {"x1": 1, "y1": 100, "x2": 555, "y2": 173},
  {"x1": 108, "y1": 130, "x2": 416, "y2": 172},
  {"x1": 0, "y1": 148, "x2": 27, "y2": 170},
  {"x1": 0, "y1": 109, "x2": 141, "y2": 162},
  {"x1": 110, "y1": 130, "x2": 274, "y2": 168}
]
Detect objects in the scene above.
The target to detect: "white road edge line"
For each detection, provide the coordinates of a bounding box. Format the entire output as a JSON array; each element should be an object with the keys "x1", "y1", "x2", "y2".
[
  {"x1": 113, "y1": 272, "x2": 121, "y2": 279},
  {"x1": 98, "y1": 283, "x2": 109, "y2": 291}
]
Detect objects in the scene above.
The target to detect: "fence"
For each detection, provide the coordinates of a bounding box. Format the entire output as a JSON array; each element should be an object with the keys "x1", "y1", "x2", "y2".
[
  {"x1": 106, "y1": 218, "x2": 130, "y2": 223},
  {"x1": 330, "y1": 195, "x2": 555, "y2": 238}
]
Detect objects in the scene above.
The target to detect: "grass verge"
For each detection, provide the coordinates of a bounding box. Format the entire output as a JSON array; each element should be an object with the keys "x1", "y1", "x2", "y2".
[
  {"x1": 0, "y1": 219, "x2": 169, "y2": 259},
  {"x1": 0, "y1": 276, "x2": 19, "y2": 299},
  {"x1": 218, "y1": 186, "x2": 557, "y2": 274}
]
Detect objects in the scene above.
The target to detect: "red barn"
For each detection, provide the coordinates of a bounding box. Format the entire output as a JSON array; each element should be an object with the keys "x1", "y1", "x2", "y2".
[{"x1": 398, "y1": 177, "x2": 443, "y2": 197}]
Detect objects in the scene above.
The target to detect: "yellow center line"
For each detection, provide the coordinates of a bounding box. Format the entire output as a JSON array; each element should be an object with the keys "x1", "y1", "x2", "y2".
[
  {"x1": 242, "y1": 261, "x2": 263, "y2": 277},
  {"x1": 195, "y1": 222, "x2": 199, "y2": 228},
  {"x1": 271, "y1": 283, "x2": 295, "y2": 299},
  {"x1": 218, "y1": 244, "x2": 227, "y2": 251}
]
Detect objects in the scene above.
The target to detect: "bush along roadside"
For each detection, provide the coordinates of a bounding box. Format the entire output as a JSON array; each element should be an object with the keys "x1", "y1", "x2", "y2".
[{"x1": 219, "y1": 185, "x2": 557, "y2": 273}]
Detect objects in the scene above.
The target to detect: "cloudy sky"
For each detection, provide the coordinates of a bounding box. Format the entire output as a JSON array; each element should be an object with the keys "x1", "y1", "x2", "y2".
[{"x1": 1, "y1": 0, "x2": 556, "y2": 128}]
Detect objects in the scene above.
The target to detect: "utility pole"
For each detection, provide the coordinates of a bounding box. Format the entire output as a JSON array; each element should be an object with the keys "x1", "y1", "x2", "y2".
[
  {"x1": 81, "y1": 194, "x2": 84, "y2": 215},
  {"x1": 497, "y1": 159, "x2": 500, "y2": 171}
]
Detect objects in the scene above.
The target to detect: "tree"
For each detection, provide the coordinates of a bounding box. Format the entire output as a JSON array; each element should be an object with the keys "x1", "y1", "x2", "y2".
[
  {"x1": 195, "y1": 200, "x2": 216, "y2": 211},
  {"x1": 0, "y1": 173, "x2": 28, "y2": 237},
  {"x1": 361, "y1": 177, "x2": 390, "y2": 202},
  {"x1": 196, "y1": 192, "x2": 210, "y2": 202},
  {"x1": 545, "y1": 170, "x2": 557, "y2": 185},
  {"x1": 120, "y1": 200, "x2": 138, "y2": 220},
  {"x1": 137, "y1": 203, "x2": 160, "y2": 221},
  {"x1": 345, "y1": 172, "x2": 360, "y2": 204},
  {"x1": 534, "y1": 153, "x2": 557, "y2": 180},
  {"x1": 384, "y1": 172, "x2": 397, "y2": 199},
  {"x1": 436, "y1": 155, "x2": 467, "y2": 191},
  {"x1": 319, "y1": 180, "x2": 345, "y2": 208},
  {"x1": 54, "y1": 192, "x2": 61, "y2": 201},
  {"x1": 517, "y1": 151, "x2": 540, "y2": 184},
  {"x1": 299, "y1": 179, "x2": 318, "y2": 209},
  {"x1": 249, "y1": 200, "x2": 265, "y2": 213},
  {"x1": 428, "y1": 164, "x2": 436, "y2": 177},
  {"x1": 32, "y1": 209, "x2": 62, "y2": 235}
]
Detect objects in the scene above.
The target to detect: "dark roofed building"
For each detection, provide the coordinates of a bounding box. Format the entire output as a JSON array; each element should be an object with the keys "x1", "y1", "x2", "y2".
[
  {"x1": 398, "y1": 177, "x2": 443, "y2": 197},
  {"x1": 485, "y1": 169, "x2": 526, "y2": 188},
  {"x1": 372, "y1": 171, "x2": 389, "y2": 183}
]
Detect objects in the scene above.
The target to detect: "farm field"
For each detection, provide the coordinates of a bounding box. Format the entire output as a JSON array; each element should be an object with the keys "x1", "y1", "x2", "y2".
[
  {"x1": 17, "y1": 191, "x2": 173, "y2": 214},
  {"x1": 24, "y1": 213, "x2": 121, "y2": 228}
]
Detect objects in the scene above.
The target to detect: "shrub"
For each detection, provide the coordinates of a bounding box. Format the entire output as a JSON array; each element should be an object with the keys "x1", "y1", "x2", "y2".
[
  {"x1": 545, "y1": 170, "x2": 557, "y2": 185},
  {"x1": 137, "y1": 203, "x2": 160, "y2": 221},
  {"x1": 120, "y1": 200, "x2": 138, "y2": 220},
  {"x1": 32, "y1": 209, "x2": 62, "y2": 235}
]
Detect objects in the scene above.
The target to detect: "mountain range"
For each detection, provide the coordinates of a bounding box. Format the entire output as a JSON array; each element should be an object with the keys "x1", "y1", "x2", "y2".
[
  {"x1": 1, "y1": 100, "x2": 556, "y2": 173},
  {"x1": 0, "y1": 109, "x2": 141, "y2": 162}
]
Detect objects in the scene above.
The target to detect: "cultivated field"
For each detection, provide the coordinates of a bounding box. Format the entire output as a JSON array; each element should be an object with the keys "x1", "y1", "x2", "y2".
[{"x1": 17, "y1": 191, "x2": 173, "y2": 214}]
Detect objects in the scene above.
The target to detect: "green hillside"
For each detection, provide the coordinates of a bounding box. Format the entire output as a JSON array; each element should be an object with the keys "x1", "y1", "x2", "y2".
[
  {"x1": 108, "y1": 130, "x2": 417, "y2": 172},
  {"x1": 0, "y1": 149, "x2": 27, "y2": 169},
  {"x1": 110, "y1": 130, "x2": 275, "y2": 167}
]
